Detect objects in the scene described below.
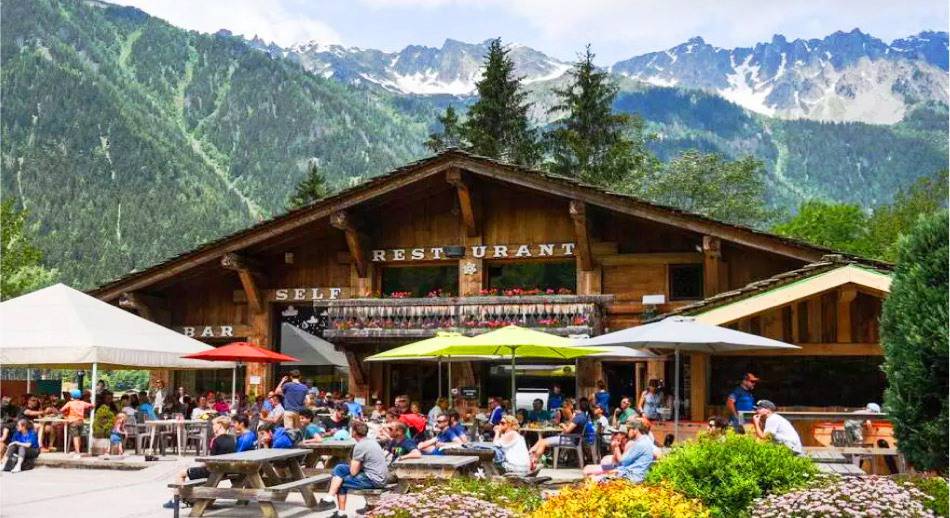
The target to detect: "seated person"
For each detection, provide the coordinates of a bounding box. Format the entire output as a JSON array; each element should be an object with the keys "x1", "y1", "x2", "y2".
[
  {"x1": 298, "y1": 408, "x2": 326, "y2": 441},
  {"x1": 528, "y1": 398, "x2": 587, "y2": 467},
  {"x1": 190, "y1": 396, "x2": 213, "y2": 420},
  {"x1": 418, "y1": 413, "x2": 465, "y2": 454},
  {"x1": 515, "y1": 409, "x2": 527, "y2": 426},
  {"x1": 369, "y1": 400, "x2": 386, "y2": 422},
  {"x1": 316, "y1": 422, "x2": 387, "y2": 518},
  {"x1": 398, "y1": 405, "x2": 427, "y2": 440},
  {"x1": 591, "y1": 403, "x2": 610, "y2": 431},
  {"x1": 231, "y1": 414, "x2": 257, "y2": 452},
  {"x1": 258, "y1": 422, "x2": 294, "y2": 449},
  {"x1": 611, "y1": 397, "x2": 637, "y2": 426},
  {"x1": 589, "y1": 418, "x2": 654, "y2": 483},
  {"x1": 583, "y1": 426, "x2": 631, "y2": 476},
  {"x1": 844, "y1": 402, "x2": 881, "y2": 445},
  {"x1": 322, "y1": 403, "x2": 351, "y2": 434},
  {"x1": 164, "y1": 417, "x2": 235, "y2": 508},
  {"x1": 137, "y1": 391, "x2": 157, "y2": 421},
  {"x1": 384, "y1": 421, "x2": 421, "y2": 461},
  {"x1": 526, "y1": 399, "x2": 552, "y2": 423},
  {"x1": 262, "y1": 394, "x2": 285, "y2": 425},
  {"x1": 343, "y1": 394, "x2": 363, "y2": 420},
  {"x1": 2, "y1": 419, "x2": 40, "y2": 473},
  {"x1": 446, "y1": 410, "x2": 469, "y2": 443},
  {"x1": 493, "y1": 415, "x2": 530, "y2": 474},
  {"x1": 751, "y1": 400, "x2": 803, "y2": 455},
  {"x1": 706, "y1": 415, "x2": 730, "y2": 438},
  {"x1": 427, "y1": 397, "x2": 448, "y2": 428},
  {"x1": 481, "y1": 397, "x2": 505, "y2": 438}
]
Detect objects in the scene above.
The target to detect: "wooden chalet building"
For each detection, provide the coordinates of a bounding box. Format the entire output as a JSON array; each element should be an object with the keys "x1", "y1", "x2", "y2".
[{"x1": 90, "y1": 150, "x2": 892, "y2": 421}]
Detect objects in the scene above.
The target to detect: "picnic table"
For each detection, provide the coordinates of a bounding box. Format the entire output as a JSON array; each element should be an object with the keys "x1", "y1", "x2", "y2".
[
  {"x1": 392, "y1": 455, "x2": 478, "y2": 482},
  {"x1": 299, "y1": 439, "x2": 356, "y2": 469},
  {"x1": 806, "y1": 448, "x2": 868, "y2": 476},
  {"x1": 439, "y1": 442, "x2": 499, "y2": 475},
  {"x1": 145, "y1": 419, "x2": 208, "y2": 457},
  {"x1": 35, "y1": 416, "x2": 71, "y2": 453},
  {"x1": 520, "y1": 426, "x2": 561, "y2": 443},
  {"x1": 805, "y1": 446, "x2": 905, "y2": 475},
  {"x1": 175, "y1": 448, "x2": 328, "y2": 518}
]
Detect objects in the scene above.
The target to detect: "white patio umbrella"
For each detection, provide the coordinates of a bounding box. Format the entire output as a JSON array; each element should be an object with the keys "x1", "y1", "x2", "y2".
[
  {"x1": 576, "y1": 316, "x2": 799, "y2": 439},
  {"x1": 0, "y1": 284, "x2": 234, "y2": 453}
]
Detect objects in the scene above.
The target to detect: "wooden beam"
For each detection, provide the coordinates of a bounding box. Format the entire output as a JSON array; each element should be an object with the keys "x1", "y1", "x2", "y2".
[
  {"x1": 220, "y1": 253, "x2": 265, "y2": 315},
  {"x1": 599, "y1": 253, "x2": 703, "y2": 266},
  {"x1": 330, "y1": 211, "x2": 369, "y2": 278},
  {"x1": 837, "y1": 286, "x2": 858, "y2": 343},
  {"x1": 689, "y1": 353, "x2": 709, "y2": 421},
  {"x1": 118, "y1": 292, "x2": 170, "y2": 325},
  {"x1": 702, "y1": 236, "x2": 722, "y2": 297},
  {"x1": 446, "y1": 169, "x2": 479, "y2": 237},
  {"x1": 569, "y1": 200, "x2": 594, "y2": 271},
  {"x1": 344, "y1": 351, "x2": 367, "y2": 386},
  {"x1": 718, "y1": 342, "x2": 881, "y2": 356}
]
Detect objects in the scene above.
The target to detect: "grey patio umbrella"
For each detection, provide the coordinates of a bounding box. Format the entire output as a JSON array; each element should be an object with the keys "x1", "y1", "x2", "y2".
[{"x1": 576, "y1": 316, "x2": 799, "y2": 439}]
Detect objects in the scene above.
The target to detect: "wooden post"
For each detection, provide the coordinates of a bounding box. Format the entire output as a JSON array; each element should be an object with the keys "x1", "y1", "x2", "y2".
[
  {"x1": 331, "y1": 211, "x2": 369, "y2": 278},
  {"x1": 344, "y1": 351, "x2": 369, "y2": 400},
  {"x1": 569, "y1": 200, "x2": 594, "y2": 272},
  {"x1": 837, "y1": 287, "x2": 858, "y2": 343},
  {"x1": 689, "y1": 353, "x2": 709, "y2": 421},
  {"x1": 221, "y1": 253, "x2": 271, "y2": 395},
  {"x1": 446, "y1": 169, "x2": 479, "y2": 237},
  {"x1": 702, "y1": 236, "x2": 723, "y2": 297},
  {"x1": 806, "y1": 296, "x2": 822, "y2": 343},
  {"x1": 118, "y1": 291, "x2": 170, "y2": 325}
]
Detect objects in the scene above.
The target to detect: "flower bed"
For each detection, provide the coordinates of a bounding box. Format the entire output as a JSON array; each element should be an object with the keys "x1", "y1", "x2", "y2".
[
  {"x1": 530, "y1": 479, "x2": 710, "y2": 518},
  {"x1": 367, "y1": 482, "x2": 531, "y2": 518},
  {"x1": 750, "y1": 476, "x2": 938, "y2": 517}
]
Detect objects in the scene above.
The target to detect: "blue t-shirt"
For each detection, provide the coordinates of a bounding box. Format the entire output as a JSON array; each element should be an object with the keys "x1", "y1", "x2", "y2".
[
  {"x1": 594, "y1": 391, "x2": 611, "y2": 413},
  {"x1": 282, "y1": 381, "x2": 309, "y2": 412},
  {"x1": 12, "y1": 430, "x2": 39, "y2": 448},
  {"x1": 387, "y1": 437, "x2": 418, "y2": 459},
  {"x1": 527, "y1": 409, "x2": 552, "y2": 422},
  {"x1": 571, "y1": 412, "x2": 596, "y2": 444},
  {"x1": 138, "y1": 402, "x2": 157, "y2": 421},
  {"x1": 345, "y1": 402, "x2": 363, "y2": 419},
  {"x1": 451, "y1": 424, "x2": 468, "y2": 438},
  {"x1": 548, "y1": 393, "x2": 563, "y2": 411},
  {"x1": 616, "y1": 435, "x2": 655, "y2": 483},
  {"x1": 302, "y1": 423, "x2": 324, "y2": 440},
  {"x1": 728, "y1": 386, "x2": 756, "y2": 412},
  {"x1": 262, "y1": 399, "x2": 273, "y2": 412},
  {"x1": 489, "y1": 406, "x2": 504, "y2": 425},
  {"x1": 436, "y1": 427, "x2": 463, "y2": 444},
  {"x1": 235, "y1": 430, "x2": 257, "y2": 452},
  {"x1": 271, "y1": 427, "x2": 294, "y2": 449}
]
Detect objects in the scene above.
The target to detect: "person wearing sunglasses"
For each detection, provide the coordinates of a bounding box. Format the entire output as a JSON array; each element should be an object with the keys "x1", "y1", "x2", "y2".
[{"x1": 726, "y1": 372, "x2": 759, "y2": 432}]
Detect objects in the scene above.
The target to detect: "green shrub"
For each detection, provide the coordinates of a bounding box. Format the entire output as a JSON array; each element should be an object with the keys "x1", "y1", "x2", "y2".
[
  {"x1": 897, "y1": 475, "x2": 950, "y2": 517},
  {"x1": 645, "y1": 433, "x2": 819, "y2": 517},
  {"x1": 881, "y1": 210, "x2": 949, "y2": 474},
  {"x1": 92, "y1": 406, "x2": 115, "y2": 439},
  {"x1": 410, "y1": 477, "x2": 543, "y2": 515}
]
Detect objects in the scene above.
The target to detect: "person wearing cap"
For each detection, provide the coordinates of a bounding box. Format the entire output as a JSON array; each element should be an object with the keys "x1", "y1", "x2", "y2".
[
  {"x1": 726, "y1": 373, "x2": 759, "y2": 431},
  {"x1": 587, "y1": 418, "x2": 655, "y2": 482},
  {"x1": 751, "y1": 400, "x2": 803, "y2": 455},
  {"x1": 844, "y1": 403, "x2": 881, "y2": 445},
  {"x1": 60, "y1": 390, "x2": 93, "y2": 456}
]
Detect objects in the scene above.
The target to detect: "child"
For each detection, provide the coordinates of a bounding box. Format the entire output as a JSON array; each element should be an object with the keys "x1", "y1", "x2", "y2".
[
  {"x1": 60, "y1": 389, "x2": 93, "y2": 456},
  {"x1": 3, "y1": 419, "x2": 40, "y2": 472},
  {"x1": 110, "y1": 412, "x2": 127, "y2": 456}
]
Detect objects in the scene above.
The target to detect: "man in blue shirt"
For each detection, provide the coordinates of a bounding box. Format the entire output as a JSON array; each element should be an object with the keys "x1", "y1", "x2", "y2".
[
  {"x1": 611, "y1": 419, "x2": 655, "y2": 483},
  {"x1": 726, "y1": 372, "x2": 759, "y2": 431},
  {"x1": 418, "y1": 414, "x2": 465, "y2": 454},
  {"x1": 276, "y1": 369, "x2": 309, "y2": 429},
  {"x1": 547, "y1": 384, "x2": 564, "y2": 412},
  {"x1": 258, "y1": 422, "x2": 294, "y2": 449},
  {"x1": 137, "y1": 391, "x2": 157, "y2": 420},
  {"x1": 231, "y1": 414, "x2": 257, "y2": 452}
]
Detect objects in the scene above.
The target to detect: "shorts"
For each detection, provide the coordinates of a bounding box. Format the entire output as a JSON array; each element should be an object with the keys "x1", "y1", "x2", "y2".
[
  {"x1": 331, "y1": 463, "x2": 383, "y2": 494},
  {"x1": 187, "y1": 466, "x2": 211, "y2": 480},
  {"x1": 110, "y1": 432, "x2": 124, "y2": 444},
  {"x1": 68, "y1": 422, "x2": 83, "y2": 437}
]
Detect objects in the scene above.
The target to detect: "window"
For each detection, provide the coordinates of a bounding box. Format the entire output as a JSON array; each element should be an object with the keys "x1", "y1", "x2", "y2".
[
  {"x1": 381, "y1": 265, "x2": 458, "y2": 297},
  {"x1": 669, "y1": 264, "x2": 703, "y2": 300},
  {"x1": 487, "y1": 261, "x2": 576, "y2": 293}
]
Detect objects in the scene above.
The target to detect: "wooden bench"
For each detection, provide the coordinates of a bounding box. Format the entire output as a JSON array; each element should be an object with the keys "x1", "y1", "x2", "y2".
[
  {"x1": 350, "y1": 483, "x2": 401, "y2": 515},
  {"x1": 166, "y1": 479, "x2": 208, "y2": 518},
  {"x1": 392, "y1": 455, "x2": 478, "y2": 484}
]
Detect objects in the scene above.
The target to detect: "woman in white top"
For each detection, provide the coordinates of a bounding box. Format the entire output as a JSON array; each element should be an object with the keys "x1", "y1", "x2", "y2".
[{"x1": 493, "y1": 415, "x2": 530, "y2": 474}]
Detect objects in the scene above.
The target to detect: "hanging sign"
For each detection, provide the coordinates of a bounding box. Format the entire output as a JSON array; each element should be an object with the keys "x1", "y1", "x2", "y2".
[
  {"x1": 371, "y1": 243, "x2": 575, "y2": 262},
  {"x1": 176, "y1": 324, "x2": 251, "y2": 339},
  {"x1": 234, "y1": 287, "x2": 351, "y2": 303}
]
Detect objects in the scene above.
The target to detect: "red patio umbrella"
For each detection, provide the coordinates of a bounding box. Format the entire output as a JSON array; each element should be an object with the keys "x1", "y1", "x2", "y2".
[{"x1": 182, "y1": 342, "x2": 299, "y2": 409}]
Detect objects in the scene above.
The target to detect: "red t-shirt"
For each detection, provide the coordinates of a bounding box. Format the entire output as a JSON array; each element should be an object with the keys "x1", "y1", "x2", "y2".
[{"x1": 399, "y1": 413, "x2": 427, "y2": 435}]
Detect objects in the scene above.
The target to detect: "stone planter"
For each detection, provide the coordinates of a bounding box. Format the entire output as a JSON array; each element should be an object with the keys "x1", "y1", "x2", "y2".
[{"x1": 91, "y1": 438, "x2": 111, "y2": 456}]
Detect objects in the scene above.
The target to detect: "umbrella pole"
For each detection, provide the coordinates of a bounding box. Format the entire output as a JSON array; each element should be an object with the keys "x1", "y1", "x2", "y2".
[
  {"x1": 438, "y1": 357, "x2": 443, "y2": 402},
  {"x1": 231, "y1": 363, "x2": 238, "y2": 414},
  {"x1": 674, "y1": 349, "x2": 680, "y2": 443},
  {"x1": 510, "y1": 347, "x2": 517, "y2": 405},
  {"x1": 26, "y1": 368, "x2": 31, "y2": 394},
  {"x1": 88, "y1": 362, "x2": 98, "y2": 455},
  {"x1": 447, "y1": 359, "x2": 453, "y2": 407}
]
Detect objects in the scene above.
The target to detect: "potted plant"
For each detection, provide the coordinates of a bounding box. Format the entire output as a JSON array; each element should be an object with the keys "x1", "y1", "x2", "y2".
[{"x1": 91, "y1": 406, "x2": 115, "y2": 456}]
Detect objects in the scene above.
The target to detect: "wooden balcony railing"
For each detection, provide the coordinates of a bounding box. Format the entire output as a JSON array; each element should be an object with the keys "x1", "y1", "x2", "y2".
[{"x1": 321, "y1": 295, "x2": 613, "y2": 340}]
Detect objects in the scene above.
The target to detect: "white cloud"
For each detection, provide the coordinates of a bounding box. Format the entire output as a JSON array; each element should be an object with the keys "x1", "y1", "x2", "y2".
[{"x1": 112, "y1": 0, "x2": 342, "y2": 46}]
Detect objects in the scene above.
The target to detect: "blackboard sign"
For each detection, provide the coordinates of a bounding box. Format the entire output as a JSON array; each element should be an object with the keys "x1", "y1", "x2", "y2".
[{"x1": 460, "y1": 386, "x2": 478, "y2": 399}]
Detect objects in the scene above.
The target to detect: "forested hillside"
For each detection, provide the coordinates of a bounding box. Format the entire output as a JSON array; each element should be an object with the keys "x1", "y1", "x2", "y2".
[{"x1": 1, "y1": 0, "x2": 427, "y2": 287}]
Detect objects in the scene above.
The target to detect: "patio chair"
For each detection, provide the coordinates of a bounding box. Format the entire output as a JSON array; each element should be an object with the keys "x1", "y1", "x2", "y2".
[{"x1": 551, "y1": 433, "x2": 585, "y2": 469}]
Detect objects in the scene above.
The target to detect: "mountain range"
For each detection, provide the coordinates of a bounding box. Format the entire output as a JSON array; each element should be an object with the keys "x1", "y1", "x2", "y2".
[
  {"x1": 2, "y1": 0, "x2": 947, "y2": 289},
  {"x1": 279, "y1": 30, "x2": 948, "y2": 124}
]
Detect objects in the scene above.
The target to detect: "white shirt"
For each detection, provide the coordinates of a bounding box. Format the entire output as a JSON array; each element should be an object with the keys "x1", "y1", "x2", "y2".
[
  {"x1": 191, "y1": 407, "x2": 209, "y2": 420},
  {"x1": 764, "y1": 413, "x2": 803, "y2": 454},
  {"x1": 494, "y1": 431, "x2": 530, "y2": 473}
]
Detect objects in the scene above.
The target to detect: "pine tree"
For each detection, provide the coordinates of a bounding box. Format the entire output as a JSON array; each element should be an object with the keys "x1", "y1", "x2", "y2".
[
  {"x1": 1, "y1": 199, "x2": 58, "y2": 299},
  {"x1": 425, "y1": 106, "x2": 465, "y2": 152},
  {"x1": 288, "y1": 161, "x2": 331, "y2": 209},
  {"x1": 546, "y1": 45, "x2": 654, "y2": 186},
  {"x1": 462, "y1": 38, "x2": 540, "y2": 166}
]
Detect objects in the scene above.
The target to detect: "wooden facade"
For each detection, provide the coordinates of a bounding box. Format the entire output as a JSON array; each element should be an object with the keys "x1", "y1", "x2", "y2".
[{"x1": 90, "y1": 151, "x2": 888, "y2": 418}]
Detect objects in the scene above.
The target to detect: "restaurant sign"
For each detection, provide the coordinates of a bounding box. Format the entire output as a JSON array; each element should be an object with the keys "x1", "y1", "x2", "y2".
[
  {"x1": 371, "y1": 243, "x2": 575, "y2": 262},
  {"x1": 176, "y1": 324, "x2": 251, "y2": 338},
  {"x1": 233, "y1": 287, "x2": 351, "y2": 303}
]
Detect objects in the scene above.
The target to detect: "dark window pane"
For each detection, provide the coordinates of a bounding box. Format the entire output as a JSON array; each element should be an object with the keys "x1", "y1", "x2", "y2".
[
  {"x1": 381, "y1": 265, "x2": 458, "y2": 297},
  {"x1": 669, "y1": 264, "x2": 703, "y2": 300},
  {"x1": 487, "y1": 261, "x2": 576, "y2": 292}
]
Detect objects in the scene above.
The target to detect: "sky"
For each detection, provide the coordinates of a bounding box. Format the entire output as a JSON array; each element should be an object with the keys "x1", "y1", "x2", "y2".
[{"x1": 112, "y1": 0, "x2": 948, "y2": 64}]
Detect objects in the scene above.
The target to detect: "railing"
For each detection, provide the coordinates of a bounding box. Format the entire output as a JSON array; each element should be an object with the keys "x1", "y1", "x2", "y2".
[{"x1": 321, "y1": 295, "x2": 613, "y2": 340}]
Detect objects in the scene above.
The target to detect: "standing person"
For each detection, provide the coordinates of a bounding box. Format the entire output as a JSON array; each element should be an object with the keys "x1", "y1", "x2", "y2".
[
  {"x1": 60, "y1": 390, "x2": 93, "y2": 456},
  {"x1": 275, "y1": 370, "x2": 309, "y2": 429},
  {"x1": 548, "y1": 384, "x2": 564, "y2": 412},
  {"x1": 751, "y1": 400, "x2": 803, "y2": 455},
  {"x1": 316, "y1": 422, "x2": 387, "y2": 518},
  {"x1": 493, "y1": 415, "x2": 530, "y2": 474},
  {"x1": 150, "y1": 379, "x2": 169, "y2": 416},
  {"x1": 638, "y1": 380, "x2": 663, "y2": 421},
  {"x1": 593, "y1": 380, "x2": 611, "y2": 414},
  {"x1": 109, "y1": 413, "x2": 128, "y2": 456},
  {"x1": 612, "y1": 397, "x2": 637, "y2": 426},
  {"x1": 137, "y1": 391, "x2": 157, "y2": 421},
  {"x1": 2, "y1": 419, "x2": 40, "y2": 473},
  {"x1": 726, "y1": 373, "x2": 759, "y2": 431},
  {"x1": 427, "y1": 397, "x2": 448, "y2": 428}
]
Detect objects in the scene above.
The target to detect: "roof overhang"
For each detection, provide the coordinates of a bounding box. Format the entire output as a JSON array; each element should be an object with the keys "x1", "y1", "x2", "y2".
[{"x1": 694, "y1": 265, "x2": 891, "y2": 325}]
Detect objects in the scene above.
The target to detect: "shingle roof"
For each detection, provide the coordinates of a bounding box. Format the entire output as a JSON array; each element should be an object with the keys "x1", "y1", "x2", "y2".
[
  {"x1": 656, "y1": 254, "x2": 893, "y2": 320},
  {"x1": 89, "y1": 149, "x2": 891, "y2": 297}
]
